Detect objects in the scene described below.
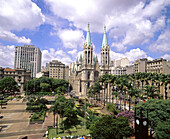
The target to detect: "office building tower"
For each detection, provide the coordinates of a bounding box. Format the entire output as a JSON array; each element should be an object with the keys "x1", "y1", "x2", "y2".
[{"x1": 14, "y1": 45, "x2": 42, "y2": 78}]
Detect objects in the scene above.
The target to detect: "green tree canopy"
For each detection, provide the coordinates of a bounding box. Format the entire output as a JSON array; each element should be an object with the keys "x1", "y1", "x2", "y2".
[
  {"x1": 0, "y1": 77, "x2": 19, "y2": 94},
  {"x1": 90, "y1": 115, "x2": 132, "y2": 139},
  {"x1": 23, "y1": 77, "x2": 69, "y2": 95},
  {"x1": 155, "y1": 119, "x2": 170, "y2": 139},
  {"x1": 135, "y1": 99, "x2": 170, "y2": 137},
  {"x1": 40, "y1": 83, "x2": 50, "y2": 92}
]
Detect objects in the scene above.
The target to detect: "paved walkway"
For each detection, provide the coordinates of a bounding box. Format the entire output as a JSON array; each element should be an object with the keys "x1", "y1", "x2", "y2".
[{"x1": 0, "y1": 99, "x2": 52, "y2": 139}]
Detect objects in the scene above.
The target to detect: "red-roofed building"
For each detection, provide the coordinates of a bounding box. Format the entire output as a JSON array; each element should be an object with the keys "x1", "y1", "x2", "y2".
[{"x1": 0, "y1": 67, "x2": 31, "y2": 92}]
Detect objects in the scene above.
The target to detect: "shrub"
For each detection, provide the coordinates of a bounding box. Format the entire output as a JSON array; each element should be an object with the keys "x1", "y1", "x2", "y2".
[{"x1": 116, "y1": 110, "x2": 134, "y2": 123}]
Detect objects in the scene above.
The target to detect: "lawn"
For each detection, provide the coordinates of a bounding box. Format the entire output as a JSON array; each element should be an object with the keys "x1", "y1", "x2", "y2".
[
  {"x1": 48, "y1": 115, "x2": 89, "y2": 138},
  {"x1": 48, "y1": 127, "x2": 89, "y2": 138}
]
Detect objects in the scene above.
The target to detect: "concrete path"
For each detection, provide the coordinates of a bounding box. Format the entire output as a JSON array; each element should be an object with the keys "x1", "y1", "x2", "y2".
[{"x1": 0, "y1": 99, "x2": 48, "y2": 139}]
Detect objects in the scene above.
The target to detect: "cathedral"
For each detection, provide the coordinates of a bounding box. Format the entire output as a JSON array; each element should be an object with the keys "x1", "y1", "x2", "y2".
[{"x1": 69, "y1": 24, "x2": 110, "y2": 97}]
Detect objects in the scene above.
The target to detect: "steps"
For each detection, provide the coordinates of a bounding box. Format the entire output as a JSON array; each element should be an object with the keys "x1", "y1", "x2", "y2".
[
  {"x1": 0, "y1": 119, "x2": 29, "y2": 124},
  {"x1": 0, "y1": 99, "x2": 45, "y2": 138},
  {"x1": 0, "y1": 129, "x2": 46, "y2": 137}
]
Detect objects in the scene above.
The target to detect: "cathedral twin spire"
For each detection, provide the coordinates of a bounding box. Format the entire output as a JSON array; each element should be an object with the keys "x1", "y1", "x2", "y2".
[
  {"x1": 85, "y1": 24, "x2": 108, "y2": 48},
  {"x1": 85, "y1": 23, "x2": 91, "y2": 47},
  {"x1": 102, "y1": 26, "x2": 108, "y2": 48}
]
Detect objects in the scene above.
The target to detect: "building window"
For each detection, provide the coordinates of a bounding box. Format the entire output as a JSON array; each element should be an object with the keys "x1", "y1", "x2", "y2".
[
  {"x1": 87, "y1": 71, "x2": 90, "y2": 80},
  {"x1": 87, "y1": 82, "x2": 90, "y2": 88}
]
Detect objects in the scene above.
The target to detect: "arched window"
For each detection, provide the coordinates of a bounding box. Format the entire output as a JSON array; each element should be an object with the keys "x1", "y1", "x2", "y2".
[
  {"x1": 88, "y1": 82, "x2": 90, "y2": 88},
  {"x1": 88, "y1": 51, "x2": 90, "y2": 63},
  {"x1": 87, "y1": 71, "x2": 90, "y2": 79}
]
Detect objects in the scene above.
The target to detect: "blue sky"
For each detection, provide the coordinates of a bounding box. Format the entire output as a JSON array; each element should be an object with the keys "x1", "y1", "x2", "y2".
[{"x1": 0, "y1": 0, "x2": 170, "y2": 68}]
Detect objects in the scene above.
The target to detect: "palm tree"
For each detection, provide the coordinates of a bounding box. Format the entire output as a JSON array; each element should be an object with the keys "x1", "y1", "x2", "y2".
[
  {"x1": 87, "y1": 86, "x2": 94, "y2": 104},
  {"x1": 143, "y1": 85, "x2": 160, "y2": 99},
  {"x1": 93, "y1": 82, "x2": 102, "y2": 103},
  {"x1": 98, "y1": 75, "x2": 107, "y2": 106},
  {"x1": 49, "y1": 103, "x2": 58, "y2": 133},
  {"x1": 159, "y1": 74, "x2": 169, "y2": 99},
  {"x1": 113, "y1": 91, "x2": 119, "y2": 105},
  {"x1": 127, "y1": 85, "x2": 141, "y2": 111}
]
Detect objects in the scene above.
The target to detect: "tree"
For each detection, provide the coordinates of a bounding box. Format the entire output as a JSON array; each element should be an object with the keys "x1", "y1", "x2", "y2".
[
  {"x1": 143, "y1": 85, "x2": 160, "y2": 99},
  {"x1": 49, "y1": 103, "x2": 58, "y2": 132},
  {"x1": 40, "y1": 83, "x2": 50, "y2": 92},
  {"x1": 24, "y1": 77, "x2": 69, "y2": 95},
  {"x1": 106, "y1": 103, "x2": 118, "y2": 115},
  {"x1": 0, "y1": 77, "x2": 19, "y2": 95},
  {"x1": 62, "y1": 109, "x2": 80, "y2": 134},
  {"x1": 86, "y1": 114, "x2": 100, "y2": 129},
  {"x1": 116, "y1": 110, "x2": 134, "y2": 123},
  {"x1": 127, "y1": 85, "x2": 141, "y2": 111},
  {"x1": 112, "y1": 91, "x2": 119, "y2": 104},
  {"x1": 135, "y1": 99, "x2": 170, "y2": 137},
  {"x1": 155, "y1": 119, "x2": 170, "y2": 139},
  {"x1": 90, "y1": 115, "x2": 132, "y2": 139}
]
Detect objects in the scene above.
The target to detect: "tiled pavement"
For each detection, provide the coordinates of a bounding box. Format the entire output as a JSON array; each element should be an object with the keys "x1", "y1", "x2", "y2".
[{"x1": 0, "y1": 99, "x2": 53, "y2": 139}]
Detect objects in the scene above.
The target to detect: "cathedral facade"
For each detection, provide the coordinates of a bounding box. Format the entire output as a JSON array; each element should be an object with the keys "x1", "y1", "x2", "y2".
[{"x1": 69, "y1": 24, "x2": 110, "y2": 97}]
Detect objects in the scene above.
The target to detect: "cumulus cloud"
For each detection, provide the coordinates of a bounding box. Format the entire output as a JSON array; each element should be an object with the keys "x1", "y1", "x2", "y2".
[
  {"x1": 0, "y1": 29, "x2": 31, "y2": 44},
  {"x1": 111, "y1": 43, "x2": 127, "y2": 52},
  {"x1": 149, "y1": 30, "x2": 170, "y2": 52},
  {"x1": 0, "y1": 44, "x2": 15, "y2": 68},
  {"x1": 44, "y1": 0, "x2": 169, "y2": 55},
  {"x1": 161, "y1": 54, "x2": 170, "y2": 60},
  {"x1": 110, "y1": 48, "x2": 148, "y2": 63},
  {"x1": 42, "y1": 48, "x2": 73, "y2": 66},
  {"x1": 44, "y1": 0, "x2": 146, "y2": 32},
  {"x1": 68, "y1": 49, "x2": 77, "y2": 57},
  {"x1": 0, "y1": 0, "x2": 45, "y2": 43},
  {"x1": 57, "y1": 29, "x2": 85, "y2": 49}
]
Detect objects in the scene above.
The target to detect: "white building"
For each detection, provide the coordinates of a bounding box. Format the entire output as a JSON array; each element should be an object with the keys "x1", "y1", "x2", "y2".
[
  {"x1": 114, "y1": 58, "x2": 129, "y2": 67},
  {"x1": 14, "y1": 45, "x2": 42, "y2": 78}
]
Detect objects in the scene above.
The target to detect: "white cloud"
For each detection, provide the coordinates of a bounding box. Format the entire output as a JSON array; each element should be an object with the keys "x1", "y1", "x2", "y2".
[
  {"x1": 110, "y1": 48, "x2": 148, "y2": 63},
  {"x1": 161, "y1": 54, "x2": 170, "y2": 60},
  {"x1": 68, "y1": 49, "x2": 77, "y2": 57},
  {"x1": 45, "y1": 0, "x2": 168, "y2": 49},
  {"x1": 0, "y1": 44, "x2": 15, "y2": 68},
  {"x1": 111, "y1": 43, "x2": 127, "y2": 52},
  {"x1": 42, "y1": 48, "x2": 73, "y2": 66},
  {"x1": 57, "y1": 29, "x2": 85, "y2": 49},
  {"x1": 149, "y1": 30, "x2": 170, "y2": 52},
  {"x1": 0, "y1": 29, "x2": 31, "y2": 44},
  {"x1": 44, "y1": 0, "x2": 146, "y2": 32},
  {"x1": 125, "y1": 48, "x2": 147, "y2": 62},
  {"x1": 0, "y1": 0, "x2": 45, "y2": 43}
]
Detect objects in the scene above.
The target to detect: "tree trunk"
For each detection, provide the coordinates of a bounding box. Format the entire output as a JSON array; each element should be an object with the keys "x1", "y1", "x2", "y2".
[
  {"x1": 104, "y1": 86, "x2": 106, "y2": 106},
  {"x1": 53, "y1": 112, "x2": 55, "y2": 128},
  {"x1": 124, "y1": 91, "x2": 126, "y2": 111},
  {"x1": 129, "y1": 96, "x2": 131, "y2": 111},
  {"x1": 56, "y1": 113, "x2": 58, "y2": 134}
]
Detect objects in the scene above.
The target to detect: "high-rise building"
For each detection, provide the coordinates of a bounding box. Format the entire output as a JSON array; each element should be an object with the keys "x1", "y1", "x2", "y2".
[
  {"x1": 133, "y1": 58, "x2": 147, "y2": 73},
  {"x1": 125, "y1": 58, "x2": 170, "y2": 75},
  {"x1": 146, "y1": 58, "x2": 170, "y2": 74},
  {"x1": 14, "y1": 45, "x2": 42, "y2": 78},
  {"x1": 49, "y1": 60, "x2": 69, "y2": 80}
]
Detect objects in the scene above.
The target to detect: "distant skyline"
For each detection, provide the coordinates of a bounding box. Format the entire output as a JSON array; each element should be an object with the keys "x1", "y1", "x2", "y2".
[{"x1": 0, "y1": 0, "x2": 170, "y2": 68}]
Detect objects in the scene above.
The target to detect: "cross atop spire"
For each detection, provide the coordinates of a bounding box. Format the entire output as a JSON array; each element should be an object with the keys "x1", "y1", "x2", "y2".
[
  {"x1": 102, "y1": 25, "x2": 108, "y2": 48},
  {"x1": 85, "y1": 23, "x2": 91, "y2": 47}
]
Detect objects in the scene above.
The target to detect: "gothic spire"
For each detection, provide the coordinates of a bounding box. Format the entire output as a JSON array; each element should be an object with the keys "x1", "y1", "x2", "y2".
[
  {"x1": 102, "y1": 26, "x2": 108, "y2": 48},
  {"x1": 85, "y1": 23, "x2": 91, "y2": 47}
]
